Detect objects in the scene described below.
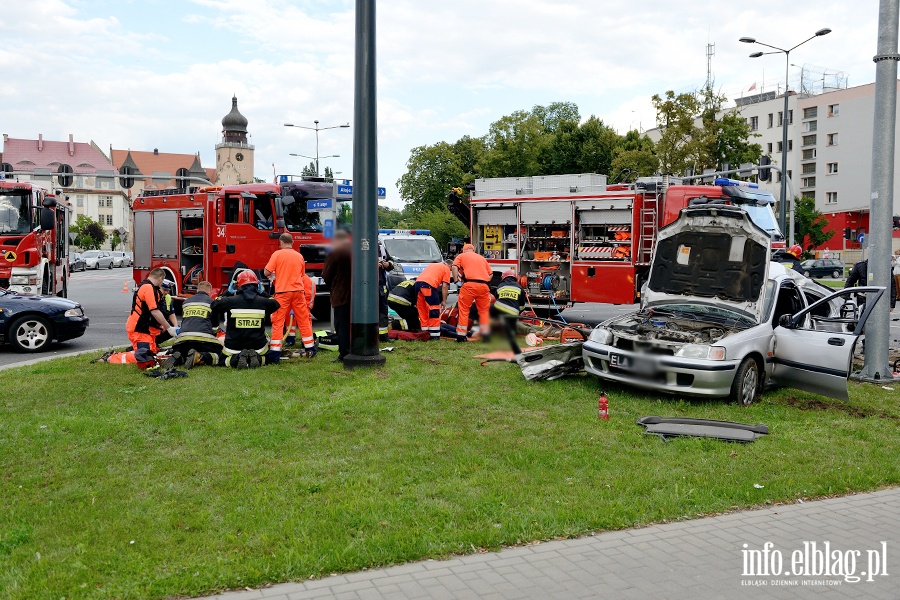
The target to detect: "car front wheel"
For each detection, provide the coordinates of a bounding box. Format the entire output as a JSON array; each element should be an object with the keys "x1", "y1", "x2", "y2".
[
  {"x1": 9, "y1": 315, "x2": 53, "y2": 352},
  {"x1": 832, "y1": 270, "x2": 842, "y2": 278},
  {"x1": 730, "y1": 357, "x2": 761, "y2": 407}
]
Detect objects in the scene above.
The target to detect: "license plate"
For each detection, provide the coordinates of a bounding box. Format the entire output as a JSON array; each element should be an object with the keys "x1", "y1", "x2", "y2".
[{"x1": 610, "y1": 353, "x2": 658, "y2": 375}]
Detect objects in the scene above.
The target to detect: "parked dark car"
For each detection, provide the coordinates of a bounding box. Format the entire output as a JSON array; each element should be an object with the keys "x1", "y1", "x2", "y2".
[
  {"x1": 70, "y1": 253, "x2": 86, "y2": 272},
  {"x1": 800, "y1": 259, "x2": 845, "y2": 279},
  {"x1": 0, "y1": 289, "x2": 89, "y2": 352}
]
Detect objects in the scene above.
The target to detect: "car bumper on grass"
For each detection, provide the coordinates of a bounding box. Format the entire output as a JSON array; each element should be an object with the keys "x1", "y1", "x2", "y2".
[{"x1": 582, "y1": 341, "x2": 739, "y2": 397}]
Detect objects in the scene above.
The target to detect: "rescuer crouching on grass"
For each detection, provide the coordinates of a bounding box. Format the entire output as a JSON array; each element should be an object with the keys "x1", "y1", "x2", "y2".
[
  {"x1": 414, "y1": 261, "x2": 451, "y2": 341},
  {"x1": 387, "y1": 279, "x2": 421, "y2": 333},
  {"x1": 154, "y1": 279, "x2": 181, "y2": 346},
  {"x1": 452, "y1": 244, "x2": 493, "y2": 343},
  {"x1": 92, "y1": 268, "x2": 178, "y2": 367},
  {"x1": 265, "y1": 233, "x2": 316, "y2": 361},
  {"x1": 162, "y1": 281, "x2": 223, "y2": 369},
  {"x1": 210, "y1": 270, "x2": 281, "y2": 369},
  {"x1": 492, "y1": 269, "x2": 526, "y2": 353}
]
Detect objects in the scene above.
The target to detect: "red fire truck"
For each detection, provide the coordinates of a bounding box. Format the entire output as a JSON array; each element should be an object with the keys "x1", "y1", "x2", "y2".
[
  {"x1": 450, "y1": 173, "x2": 784, "y2": 306},
  {"x1": 0, "y1": 177, "x2": 71, "y2": 296},
  {"x1": 131, "y1": 177, "x2": 335, "y2": 311}
]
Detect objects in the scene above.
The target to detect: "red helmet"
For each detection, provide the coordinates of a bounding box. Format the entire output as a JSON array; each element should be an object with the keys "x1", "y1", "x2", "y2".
[
  {"x1": 787, "y1": 245, "x2": 803, "y2": 259},
  {"x1": 501, "y1": 269, "x2": 517, "y2": 280},
  {"x1": 236, "y1": 270, "x2": 259, "y2": 288}
]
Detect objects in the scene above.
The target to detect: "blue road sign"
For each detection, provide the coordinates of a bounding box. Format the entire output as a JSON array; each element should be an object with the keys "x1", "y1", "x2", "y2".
[
  {"x1": 323, "y1": 219, "x2": 334, "y2": 239},
  {"x1": 307, "y1": 198, "x2": 334, "y2": 212},
  {"x1": 334, "y1": 184, "x2": 387, "y2": 199},
  {"x1": 858, "y1": 232, "x2": 866, "y2": 244}
]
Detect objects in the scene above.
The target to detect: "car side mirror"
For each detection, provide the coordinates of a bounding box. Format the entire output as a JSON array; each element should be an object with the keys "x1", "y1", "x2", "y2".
[{"x1": 779, "y1": 314, "x2": 796, "y2": 329}]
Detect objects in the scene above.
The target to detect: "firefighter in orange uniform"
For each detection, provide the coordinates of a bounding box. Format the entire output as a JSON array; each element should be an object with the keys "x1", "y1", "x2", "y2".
[
  {"x1": 414, "y1": 261, "x2": 451, "y2": 340},
  {"x1": 452, "y1": 244, "x2": 494, "y2": 342},
  {"x1": 264, "y1": 233, "x2": 316, "y2": 361}
]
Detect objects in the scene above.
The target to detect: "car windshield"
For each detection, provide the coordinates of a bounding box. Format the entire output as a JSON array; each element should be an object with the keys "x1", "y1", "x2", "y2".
[
  {"x1": 650, "y1": 303, "x2": 754, "y2": 326},
  {"x1": 383, "y1": 238, "x2": 443, "y2": 263},
  {"x1": 83, "y1": 251, "x2": 100, "y2": 258},
  {"x1": 742, "y1": 204, "x2": 781, "y2": 238},
  {"x1": 801, "y1": 260, "x2": 815, "y2": 268},
  {"x1": 0, "y1": 193, "x2": 32, "y2": 235},
  {"x1": 283, "y1": 202, "x2": 322, "y2": 233}
]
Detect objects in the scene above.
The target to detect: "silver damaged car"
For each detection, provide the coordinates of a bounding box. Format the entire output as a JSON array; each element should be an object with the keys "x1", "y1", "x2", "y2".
[{"x1": 582, "y1": 205, "x2": 884, "y2": 405}]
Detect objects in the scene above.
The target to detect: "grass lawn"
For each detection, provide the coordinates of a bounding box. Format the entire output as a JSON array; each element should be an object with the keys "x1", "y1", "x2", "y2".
[{"x1": 1, "y1": 341, "x2": 899, "y2": 599}]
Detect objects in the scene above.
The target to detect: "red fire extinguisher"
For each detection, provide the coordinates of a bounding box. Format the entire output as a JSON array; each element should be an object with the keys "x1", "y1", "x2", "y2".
[{"x1": 598, "y1": 391, "x2": 609, "y2": 421}]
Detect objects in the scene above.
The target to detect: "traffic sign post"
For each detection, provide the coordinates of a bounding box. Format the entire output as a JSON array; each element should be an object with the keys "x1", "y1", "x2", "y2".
[
  {"x1": 334, "y1": 183, "x2": 386, "y2": 200},
  {"x1": 307, "y1": 199, "x2": 334, "y2": 212}
]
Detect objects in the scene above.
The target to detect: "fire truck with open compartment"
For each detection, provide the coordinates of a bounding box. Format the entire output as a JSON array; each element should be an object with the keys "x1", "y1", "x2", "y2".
[
  {"x1": 449, "y1": 173, "x2": 784, "y2": 306},
  {"x1": 131, "y1": 177, "x2": 336, "y2": 313},
  {"x1": 0, "y1": 176, "x2": 71, "y2": 296}
]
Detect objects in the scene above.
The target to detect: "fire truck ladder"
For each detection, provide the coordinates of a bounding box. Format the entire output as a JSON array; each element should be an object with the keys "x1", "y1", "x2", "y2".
[{"x1": 638, "y1": 196, "x2": 658, "y2": 264}]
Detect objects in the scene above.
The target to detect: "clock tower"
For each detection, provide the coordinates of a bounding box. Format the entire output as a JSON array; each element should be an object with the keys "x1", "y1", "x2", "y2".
[{"x1": 215, "y1": 96, "x2": 254, "y2": 185}]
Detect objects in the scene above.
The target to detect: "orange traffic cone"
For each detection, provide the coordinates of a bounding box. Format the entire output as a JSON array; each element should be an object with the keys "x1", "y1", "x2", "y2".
[{"x1": 122, "y1": 280, "x2": 130, "y2": 293}]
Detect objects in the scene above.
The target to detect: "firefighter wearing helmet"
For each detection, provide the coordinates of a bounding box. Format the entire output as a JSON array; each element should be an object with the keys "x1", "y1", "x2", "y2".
[
  {"x1": 781, "y1": 245, "x2": 804, "y2": 274},
  {"x1": 210, "y1": 269, "x2": 281, "y2": 368}
]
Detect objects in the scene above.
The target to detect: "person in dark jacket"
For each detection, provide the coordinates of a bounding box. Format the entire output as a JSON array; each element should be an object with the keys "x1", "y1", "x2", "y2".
[
  {"x1": 210, "y1": 271, "x2": 281, "y2": 368},
  {"x1": 378, "y1": 255, "x2": 394, "y2": 342},
  {"x1": 780, "y1": 245, "x2": 804, "y2": 274},
  {"x1": 387, "y1": 279, "x2": 420, "y2": 332},
  {"x1": 163, "y1": 281, "x2": 223, "y2": 369},
  {"x1": 492, "y1": 270, "x2": 526, "y2": 353},
  {"x1": 845, "y1": 259, "x2": 896, "y2": 310},
  {"x1": 322, "y1": 229, "x2": 352, "y2": 361},
  {"x1": 155, "y1": 279, "x2": 181, "y2": 346}
]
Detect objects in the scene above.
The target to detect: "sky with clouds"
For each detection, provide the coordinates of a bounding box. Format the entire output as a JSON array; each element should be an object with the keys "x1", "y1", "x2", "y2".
[{"x1": 0, "y1": 0, "x2": 882, "y2": 207}]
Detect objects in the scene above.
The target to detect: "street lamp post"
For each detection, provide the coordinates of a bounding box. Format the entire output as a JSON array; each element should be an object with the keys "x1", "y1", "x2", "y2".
[
  {"x1": 283, "y1": 121, "x2": 350, "y2": 176},
  {"x1": 740, "y1": 28, "x2": 832, "y2": 237},
  {"x1": 289, "y1": 153, "x2": 340, "y2": 176}
]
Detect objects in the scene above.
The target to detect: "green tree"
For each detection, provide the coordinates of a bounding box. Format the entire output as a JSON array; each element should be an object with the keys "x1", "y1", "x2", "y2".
[
  {"x1": 397, "y1": 142, "x2": 468, "y2": 215},
  {"x1": 794, "y1": 196, "x2": 834, "y2": 252},
  {"x1": 408, "y1": 208, "x2": 469, "y2": 250},
  {"x1": 538, "y1": 116, "x2": 620, "y2": 175},
  {"x1": 301, "y1": 162, "x2": 317, "y2": 177},
  {"x1": 697, "y1": 86, "x2": 761, "y2": 173},
  {"x1": 652, "y1": 90, "x2": 702, "y2": 175},
  {"x1": 337, "y1": 202, "x2": 352, "y2": 228},
  {"x1": 70, "y1": 215, "x2": 107, "y2": 250},
  {"x1": 530, "y1": 101, "x2": 580, "y2": 133},
  {"x1": 111, "y1": 230, "x2": 121, "y2": 251},
  {"x1": 378, "y1": 206, "x2": 405, "y2": 229},
  {"x1": 477, "y1": 110, "x2": 548, "y2": 178},
  {"x1": 611, "y1": 130, "x2": 658, "y2": 180}
]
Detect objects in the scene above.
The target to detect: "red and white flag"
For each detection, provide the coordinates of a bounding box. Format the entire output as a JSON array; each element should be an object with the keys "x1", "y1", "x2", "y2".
[{"x1": 748, "y1": 82, "x2": 757, "y2": 92}]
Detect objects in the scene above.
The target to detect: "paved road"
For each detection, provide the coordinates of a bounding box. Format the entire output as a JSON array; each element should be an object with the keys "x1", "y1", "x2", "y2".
[{"x1": 201, "y1": 488, "x2": 898, "y2": 600}]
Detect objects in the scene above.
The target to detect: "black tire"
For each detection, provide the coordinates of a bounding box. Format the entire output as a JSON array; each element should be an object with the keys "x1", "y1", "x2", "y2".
[
  {"x1": 832, "y1": 270, "x2": 841, "y2": 278},
  {"x1": 94, "y1": 263, "x2": 100, "y2": 270},
  {"x1": 8, "y1": 314, "x2": 53, "y2": 353},
  {"x1": 730, "y1": 357, "x2": 761, "y2": 407},
  {"x1": 107, "y1": 262, "x2": 113, "y2": 269}
]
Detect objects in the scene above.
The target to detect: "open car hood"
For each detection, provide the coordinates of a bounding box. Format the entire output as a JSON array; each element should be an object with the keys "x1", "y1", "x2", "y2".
[{"x1": 645, "y1": 206, "x2": 770, "y2": 322}]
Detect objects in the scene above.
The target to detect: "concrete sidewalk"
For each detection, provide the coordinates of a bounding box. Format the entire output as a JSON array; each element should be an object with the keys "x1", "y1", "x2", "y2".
[{"x1": 201, "y1": 488, "x2": 898, "y2": 600}]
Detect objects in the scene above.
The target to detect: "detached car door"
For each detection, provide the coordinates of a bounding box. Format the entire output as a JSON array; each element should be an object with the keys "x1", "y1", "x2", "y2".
[{"x1": 771, "y1": 286, "x2": 885, "y2": 400}]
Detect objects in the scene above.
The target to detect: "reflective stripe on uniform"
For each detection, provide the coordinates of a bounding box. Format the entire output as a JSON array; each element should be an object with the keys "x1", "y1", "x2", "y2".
[
  {"x1": 388, "y1": 293, "x2": 412, "y2": 306},
  {"x1": 223, "y1": 344, "x2": 269, "y2": 356}
]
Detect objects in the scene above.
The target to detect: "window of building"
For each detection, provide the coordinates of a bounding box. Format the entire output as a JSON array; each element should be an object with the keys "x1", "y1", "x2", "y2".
[
  {"x1": 826, "y1": 192, "x2": 838, "y2": 204},
  {"x1": 804, "y1": 120, "x2": 817, "y2": 132},
  {"x1": 76, "y1": 194, "x2": 84, "y2": 208},
  {"x1": 802, "y1": 163, "x2": 816, "y2": 175},
  {"x1": 789, "y1": 140, "x2": 793, "y2": 151},
  {"x1": 802, "y1": 191, "x2": 816, "y2": 200},
  {"x1": 776, "y1": 170, "x2": 793, "y2": 184},
  {"x1": 803, "y1": 107, "x2": 818, "y2": 119},
  {"x1": 828, "y1": 104, "x2": 840, "y2": 117},
  {"x1": 777, "y1": 111, "x2": 783, "y2": 127},
  {"x1": 768, "y1": 113, "x2": 774, "y2": 128},
  {"x1": 802, "y1": 176, "x2": 816, "y2": 188},
  {"x1": 108, "y1": 197, "x2": 114, "y2": 207},
  {"x1": 827, "y1": 133, "x2": 839, "y2": 146},
  {"x1": 767, "y1": 143, "x2": 773, "y2": 153},
  {"x1": 789, "y1": 110, "x2": 794, "y2": 124},
  {"x1": 802, "y1": 148, "x2": 817, "y2": 160},
  {"x1": 827, "y1": 162, "x2": 839, "y2": 174},
  {"x1": 748, "y1": 116, "x2": 759, "y2": 131},
  {"x1": 802, "y1": 134, "x2": 817, "y2": 147},
  {"x1": 105, "y1": 215, "x2": 113, "y2": 226}
]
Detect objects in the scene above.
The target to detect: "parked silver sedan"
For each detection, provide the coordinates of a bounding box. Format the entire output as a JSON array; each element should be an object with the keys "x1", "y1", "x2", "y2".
[
  {"x1": 583, "y1": 206, "x2": 883, "y2": 405},
  {"x1": 82, "y1": 250, "x2": 114, "y2": 270},
  {"x1": 110, "y1": 251, "x2": 131, "y2": 267}
]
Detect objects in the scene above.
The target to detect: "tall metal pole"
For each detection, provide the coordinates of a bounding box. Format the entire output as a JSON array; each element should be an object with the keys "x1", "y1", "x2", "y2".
[
  {"x1": 344, "y1": 0, "x2": 385, "y2": 369},
  {"x1": 861, "y1": 0, "x2": 900, "y2": 381},
  {"x1": 314, "y1": 121, "x2": 320, "y2": 177},
  {"x1": 780, "y1": 51, "x2": 790, "y2": 237}
]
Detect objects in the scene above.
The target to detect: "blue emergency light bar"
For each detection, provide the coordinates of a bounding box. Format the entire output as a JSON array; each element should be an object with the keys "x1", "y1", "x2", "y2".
[
  {"x1": 378, "y1": 229, "x2": 431, "y2": 236},
  {"x1": 715, "y1": 177, "x2": 759, "y2": 189}
]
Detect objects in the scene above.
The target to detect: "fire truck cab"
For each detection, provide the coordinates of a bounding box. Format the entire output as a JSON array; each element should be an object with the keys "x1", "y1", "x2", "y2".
[
  {"x1": 0, "y1": 177, "x2": 71, "y2": 297},
  {"x1": 458, "y1": 173, "x2": 783, "y2": 306},
  {"x1": 132, "y1": 178, "x2": 335, "y2": 307}
]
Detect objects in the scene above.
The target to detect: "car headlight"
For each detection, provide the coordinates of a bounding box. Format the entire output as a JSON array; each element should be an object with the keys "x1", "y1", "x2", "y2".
[
  {"x1": 588, "y1": 327, "x2": 612, "y2": 345},
  {"x1": 64, "y1": 307, "x2": 84, "y2": 317},
  {"x1": 675, "y1": 344, "x2": 726, "y2": 360}
]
